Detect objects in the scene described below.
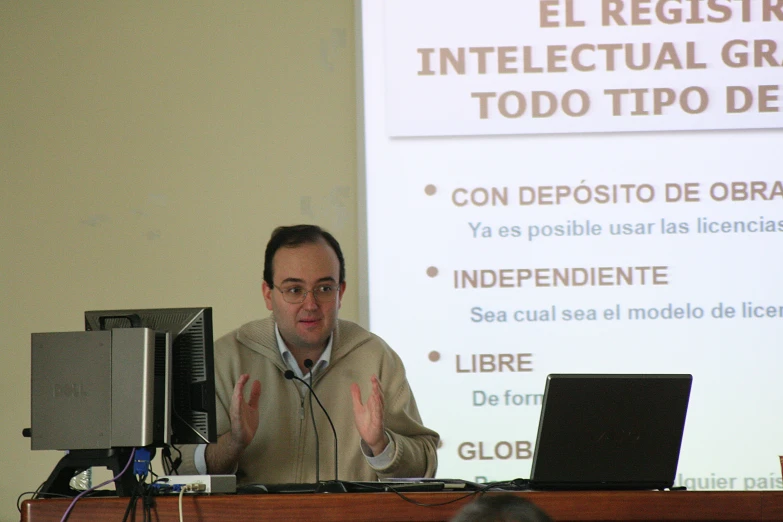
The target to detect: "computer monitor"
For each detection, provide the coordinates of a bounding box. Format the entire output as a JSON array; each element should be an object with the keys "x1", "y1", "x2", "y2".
[
  {"x1": 84, "y1": 307, "x2": 217, "y2": 446},
  {"x1": 28, "y1": 307, "x2": 217, "y2": 496}
]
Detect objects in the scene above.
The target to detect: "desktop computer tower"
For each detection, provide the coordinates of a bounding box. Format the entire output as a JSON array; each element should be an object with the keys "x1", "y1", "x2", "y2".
[{"x1": 30, "y1": 328, "x2": 170, "y2": 450}]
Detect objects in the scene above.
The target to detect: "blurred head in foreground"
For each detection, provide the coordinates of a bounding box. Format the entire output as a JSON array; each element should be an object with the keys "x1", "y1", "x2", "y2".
[{"x1": 450, "y1": 494, "x2": 553, "y2": 522}]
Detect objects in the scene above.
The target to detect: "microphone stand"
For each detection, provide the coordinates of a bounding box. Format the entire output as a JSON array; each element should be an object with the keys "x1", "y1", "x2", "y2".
[
  {"x1": 284, "y1": 367, "x2": 347, "y2": 493},
  {"x1": 306, "y1": 363, "x2": 320, "y2": 484}
]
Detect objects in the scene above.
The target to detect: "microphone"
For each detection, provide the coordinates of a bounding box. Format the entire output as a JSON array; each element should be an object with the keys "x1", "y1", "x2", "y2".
[
  {"x1": 284, "y1": 364, "x2": 346, "y2": 493},
  {"x1": 304, "y1": 359, "x2": 319, "y2": 484}
]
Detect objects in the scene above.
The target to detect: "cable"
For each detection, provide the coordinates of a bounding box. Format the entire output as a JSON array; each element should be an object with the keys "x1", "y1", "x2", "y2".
[
  {"x1": 331, "y1": 479, "x2": 522, "y2": 508},
  {"x1": 169, "y1": 444, "x2": 183, "y2": 474},
  {"x1": 137, "y1": 476, "x2": 149, "y2": 522},
  {"x1": 120, "y1": 484, "x2": 141, "y2": 522},
  {"x1": 162, "y1": 443, "x2": 184, "y2": 475},
  {"x1": 59, "y1": 448, "x2": 136, "y2": 522},
  {"x1": 144, "y1": 481, "x2": 156, "y2": 522},
  {"x1": 339, "y1": 480, "x2": 480, "y2": 507},
  {"x1": 147, "y1": 462, "x2": 158, "y2": 482},
  {"x1": 177, "y1": 483, "x2": 207, "y2": 522},
  {"x1": 30, "y1": 480, "x2": 45, "y2": 501},
  {"x1": 179, "y1": 487, "x2": 187, "y2": 522},
  {"x1": 122, "y1": 469, "x2": 155, "y2": 522},
  {"x1": 307, "y1": 367, "x2": 320, "y2": 483},
  {"x1": 284, "y1": 370, "x2": 340, "y2": 482},
  {"x1": 120, "y1": 470, "x2": 159, "y2": 522},
  {"x1": 162, "y1": 447, "x2": 173, "y2": 475},
  {"x1": 17, "y1": 491, "x2": 71, "y2": 512}
]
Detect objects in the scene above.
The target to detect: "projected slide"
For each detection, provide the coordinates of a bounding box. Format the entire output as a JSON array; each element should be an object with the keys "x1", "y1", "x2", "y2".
[{"x1": 360, "y1": 0, "x2": 783, "y2": 489}]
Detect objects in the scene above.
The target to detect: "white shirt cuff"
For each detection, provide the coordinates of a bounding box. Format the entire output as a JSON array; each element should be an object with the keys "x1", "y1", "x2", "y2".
[
  {"x1": 361, "y1": 432, "x2": 396, "y2": 469},
  {"x1": 194, "y1": 443, "x2": 209, "y2": 474}
]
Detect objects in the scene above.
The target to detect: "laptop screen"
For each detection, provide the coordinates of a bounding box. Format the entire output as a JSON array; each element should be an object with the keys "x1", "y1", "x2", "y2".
[{"x1": 529, "y1": 374, "x2": 692, "y2": 490}]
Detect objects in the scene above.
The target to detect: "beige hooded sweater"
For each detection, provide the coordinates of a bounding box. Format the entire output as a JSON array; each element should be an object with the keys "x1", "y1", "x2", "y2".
[{"x1": 180, "y1": 317, "x2": 439, "y2": 485}]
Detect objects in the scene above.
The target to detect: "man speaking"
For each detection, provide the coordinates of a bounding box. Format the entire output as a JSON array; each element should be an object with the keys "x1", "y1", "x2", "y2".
[{"x1": 181, "y1": 224, "x2": 439, "y2": 485}]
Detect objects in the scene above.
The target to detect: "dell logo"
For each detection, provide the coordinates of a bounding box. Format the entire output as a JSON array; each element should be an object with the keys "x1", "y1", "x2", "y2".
[{"x1": 53, "y1": 383, "x2": 89, "y2": 398}]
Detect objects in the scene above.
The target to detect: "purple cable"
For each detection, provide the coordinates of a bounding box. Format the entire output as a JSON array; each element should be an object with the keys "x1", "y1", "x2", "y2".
[{"x1": 59, "y1": 448, "x2": 136, "y2": 522}]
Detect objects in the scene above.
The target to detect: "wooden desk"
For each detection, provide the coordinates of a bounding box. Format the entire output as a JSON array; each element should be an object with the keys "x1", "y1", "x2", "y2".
[{"x1": 21, "y1": 490, "x2": 783, "y2": 522}]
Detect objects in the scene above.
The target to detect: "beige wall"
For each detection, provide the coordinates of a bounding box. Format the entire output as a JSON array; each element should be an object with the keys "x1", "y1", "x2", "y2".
[{"x1": 0, "y1": 2, "x2": 358, "y2": 520}]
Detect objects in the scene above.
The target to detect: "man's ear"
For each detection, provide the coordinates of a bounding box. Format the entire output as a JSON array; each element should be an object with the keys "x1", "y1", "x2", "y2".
[
  {"x1": 262, "y1": 281, "x2": 274, "y2": 311},
  {"x1": 337, "y1": 280, "x2": 347, "y2": 309}
]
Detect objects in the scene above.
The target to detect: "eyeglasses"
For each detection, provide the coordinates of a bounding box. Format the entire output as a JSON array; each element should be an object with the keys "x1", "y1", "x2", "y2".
[{"x1": 274, "y1": 284, "x2": 339, "y2": 304}]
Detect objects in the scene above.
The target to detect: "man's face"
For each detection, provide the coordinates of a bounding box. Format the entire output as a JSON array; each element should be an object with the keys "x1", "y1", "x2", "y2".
[{"x1": 262, "y1": 239, "x2": 346, "y2": 354}]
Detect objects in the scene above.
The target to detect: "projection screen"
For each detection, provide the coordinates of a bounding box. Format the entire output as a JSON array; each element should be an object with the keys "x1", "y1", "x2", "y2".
[{"x1": 359, "y1": 0, "x2": 783, "y2": 490}]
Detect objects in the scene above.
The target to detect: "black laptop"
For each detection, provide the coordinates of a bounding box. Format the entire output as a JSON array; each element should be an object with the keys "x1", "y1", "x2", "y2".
[{"x1": 528, "y1": 374, "x2": 692, "y2": 490}]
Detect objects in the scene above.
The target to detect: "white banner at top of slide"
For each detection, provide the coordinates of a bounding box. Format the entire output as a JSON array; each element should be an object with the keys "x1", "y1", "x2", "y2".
[{"x1": 383, "y1": 0, "x2": 783, "y2": 137}]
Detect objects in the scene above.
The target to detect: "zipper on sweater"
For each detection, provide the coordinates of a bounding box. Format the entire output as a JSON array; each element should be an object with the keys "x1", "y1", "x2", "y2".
[{"x1": 299, "y1": 396, "x2": 305, "y2": 420}]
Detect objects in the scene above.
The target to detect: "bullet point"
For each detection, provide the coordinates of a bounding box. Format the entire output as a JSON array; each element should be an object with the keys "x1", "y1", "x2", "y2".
[
  {"x1": 424, "y1": 184, "x2": 437, "y2": 196},
  {"x1": 428, "y1": 351, "x2": 440, "y2": 362},
  {"x1": 426, "y1": 266, "x2": 438, "y2": 278}
]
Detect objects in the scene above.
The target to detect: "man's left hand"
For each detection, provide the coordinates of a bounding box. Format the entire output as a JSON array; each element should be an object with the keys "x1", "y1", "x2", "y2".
[{"x1": 351, "y1": 375, "x2": 389, "y2": 456}]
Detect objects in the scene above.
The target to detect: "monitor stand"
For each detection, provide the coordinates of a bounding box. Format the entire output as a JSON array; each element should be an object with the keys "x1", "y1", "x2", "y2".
[{"x1": 39, "y1": 448, "x2": 140, "y2": 497}]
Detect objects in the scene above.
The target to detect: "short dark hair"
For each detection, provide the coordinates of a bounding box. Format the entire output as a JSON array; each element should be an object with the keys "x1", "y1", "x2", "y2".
[
  {"x1": 263, "y1": 224, "x2": 345, "y2": 286},
  {"x1": 450, "y1": 495, "x2": 553, "y2": 522}
]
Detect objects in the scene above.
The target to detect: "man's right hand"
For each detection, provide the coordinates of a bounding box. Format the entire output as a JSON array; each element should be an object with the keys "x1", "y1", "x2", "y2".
[
  {"x1": 205, "y1": 373, "x2": 261, "y2": 474},
  {"x1": 230, "y1": 373, "x2": 262, "y2": 448}
]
